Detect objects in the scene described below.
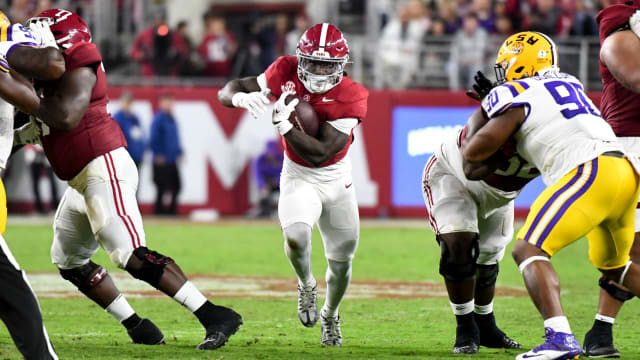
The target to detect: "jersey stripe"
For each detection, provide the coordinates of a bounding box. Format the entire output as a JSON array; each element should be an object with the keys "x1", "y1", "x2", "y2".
[
  {"x1": 319, "y1": 23, "x2": 329, "y2": 48},
  {"x1": 502, "y1": 83, "x2": 520, "y2": 97},
  {"x1": 504, "y1": 81, "x2": 528, "y2": 95},
  {"x1": 511, "y1": 80, "x2": 530, "y2": 90},
  {"x1": 0, "y1": 26, "x2": 6, "y2": 42}
]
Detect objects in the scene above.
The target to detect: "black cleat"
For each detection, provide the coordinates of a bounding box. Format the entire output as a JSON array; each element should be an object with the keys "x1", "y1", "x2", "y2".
[
  {"x1": 453, "y1": 321, "x2": 480, "y2": 354},
  {"x1": 480, "y1": 331, "x2": 522, "y2": 349},
  {"x1": 475, "y1": 312, "x2": 522, "y2": 349},
  {"x1": 583, "y1": 328, "x2": 620, "y2": 358},
  {"x1": 127, "y1": 318, "x2": 165, "y2": 345},
  {"x1": 196, "y1": 306, "x2": 243, "y2": 350}
]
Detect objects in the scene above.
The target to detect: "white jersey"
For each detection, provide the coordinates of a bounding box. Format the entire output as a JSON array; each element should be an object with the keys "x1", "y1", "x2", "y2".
[
  {"x1": 482, "y1": 71, "x2": 622, "y2": 185},
  {"x1": 0, "y1": 99, "x2": 13, "y2": 169}
]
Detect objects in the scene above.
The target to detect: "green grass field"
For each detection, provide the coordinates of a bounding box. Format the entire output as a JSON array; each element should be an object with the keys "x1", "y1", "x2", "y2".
[{"x1": 0, "y1": 220, "x2": 639, "y2": 359}]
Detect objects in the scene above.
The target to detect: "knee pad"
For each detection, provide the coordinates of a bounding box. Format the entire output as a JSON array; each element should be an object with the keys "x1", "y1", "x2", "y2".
[
  {"x1": 476, "y1": 263, "x2": 499, "y2": 289},
  {"x1": 283, "y1": 223, "x2": 312, "y2": 251},
  {"x1": 438, "y1": 235, "x2": 479, "y2": 282},
  {"x1": 59, "y1": 261, "x2": 107, "y2": 292},
  {"x1": 599, "y1": 276, "x2": 634, "y2": 302},
  {"x1": 126, "y1": 247, "x2": 174, "y2": 288}
]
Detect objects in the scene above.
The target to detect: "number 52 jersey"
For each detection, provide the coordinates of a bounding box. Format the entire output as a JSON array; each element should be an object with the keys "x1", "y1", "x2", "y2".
[{"x1": 482, "y1": 71, "x2": 623, "y2": 185}]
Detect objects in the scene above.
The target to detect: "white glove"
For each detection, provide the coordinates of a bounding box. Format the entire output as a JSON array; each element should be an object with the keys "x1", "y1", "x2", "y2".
[
  {"x1": 631, "y1": 10, "x2": 640, "y2": 38},
  {"x1": 13, "y1": 119, "x2": 42, "y2": 146},
  {"x1": 231, "y1": 91, "x2": 270, "y2": 118},
  {"x1": 272, "y1": 91, "x2": 298, "y2": 135},
  {"x1": 27, "y1": 21, "x2": 58, "y2": 49}
]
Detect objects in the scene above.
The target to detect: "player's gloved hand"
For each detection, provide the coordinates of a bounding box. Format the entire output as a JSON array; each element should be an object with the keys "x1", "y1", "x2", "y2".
[
  {"x1": 272, "y1": 91, "x2": 298, "y2": 135},
  {"x1": 465, "y1": 71, "x2": 495, "y2": 102},
  {"x1": 630, "y1": 10, "x2": 640, "y2": 38},
  {"x1": 13, "y1": 119, "x2": 42, "y2": 146},
  {"x1": 231, "y1": 90, "x2": 270, "y2": 119},
  {"x1": 27, "y1": 21, "x2": 58, "y2": 49}
]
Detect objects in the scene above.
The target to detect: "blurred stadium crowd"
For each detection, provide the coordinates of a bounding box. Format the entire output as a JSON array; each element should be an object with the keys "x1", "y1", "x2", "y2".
[{"x1": 0, "y1": 0, "x2": 608, "y2": 90}]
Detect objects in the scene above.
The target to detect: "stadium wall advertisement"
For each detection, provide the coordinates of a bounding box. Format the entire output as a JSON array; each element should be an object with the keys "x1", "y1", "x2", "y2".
[{"x1": 4, "y1": 87, "x2": 602, "y2": 218}]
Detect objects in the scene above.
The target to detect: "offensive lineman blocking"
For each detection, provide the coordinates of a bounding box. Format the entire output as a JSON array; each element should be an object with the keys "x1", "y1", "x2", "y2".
[
  {"x1": 422, "y1": 108, "x2": 532, "y2": 353},
  {"x1": 4, "y1": 9, "x2": 242, "y2": 350},
  {"x1": 219, "y1": 23, "x2": 368, "y2": 346}
]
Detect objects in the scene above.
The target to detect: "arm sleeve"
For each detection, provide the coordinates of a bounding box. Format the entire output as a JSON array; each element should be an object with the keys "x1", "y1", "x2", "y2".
[{"x1": 326, "y1": 118, "x2": 359, "y2": 135}]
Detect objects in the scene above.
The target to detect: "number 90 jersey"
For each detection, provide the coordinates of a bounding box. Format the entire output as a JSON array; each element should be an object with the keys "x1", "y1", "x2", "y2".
[{"x1": 481, "y1": 71, "x2": 622, "y2": 185}]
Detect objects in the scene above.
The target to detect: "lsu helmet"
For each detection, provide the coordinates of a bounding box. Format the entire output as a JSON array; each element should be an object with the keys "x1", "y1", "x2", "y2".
[
  {"x1": 27, "y1": 9, "x2": 91, "y2": 49},
  {"x1": 0, "y1": 11, "x2": 10, "y2": 28},
  {"x1": 494, "y1": 31, "x2": 558, "y2": 83},
  {"x1": 296, "y1": 23, "x2": 349, "y2": 94}
]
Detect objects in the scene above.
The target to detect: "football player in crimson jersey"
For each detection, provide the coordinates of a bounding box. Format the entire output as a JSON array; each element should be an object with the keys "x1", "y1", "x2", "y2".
[
  {"x1": 582, "y1": 2, "x2": 640, "y2": 357},
  {"x1": 422, "y1": 108, "x2": 529, "y2": 354},
  {"x1": 219, "y1": 23, "x2": 368, "y2": 346},
  {"x1": 7, "y1": 9, "x2": 242, "y2": 350}
]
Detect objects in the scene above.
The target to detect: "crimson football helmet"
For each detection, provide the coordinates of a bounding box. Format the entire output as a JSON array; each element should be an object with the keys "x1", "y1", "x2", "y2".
[
  {"x1": 296, "y1": 23, "x2": 349, "y2": 94},
  {"x1": 27, "y1": 9, "x2": 91, "y2": 49}
]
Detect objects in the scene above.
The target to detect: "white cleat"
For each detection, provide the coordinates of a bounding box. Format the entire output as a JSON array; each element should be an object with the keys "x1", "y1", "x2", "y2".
[
  {"x1": 297, "y1": 283, "x2": 318, "y2": 327},
  {"x1": 321, "y1": 314, "x2": 342, "y2": 346}
]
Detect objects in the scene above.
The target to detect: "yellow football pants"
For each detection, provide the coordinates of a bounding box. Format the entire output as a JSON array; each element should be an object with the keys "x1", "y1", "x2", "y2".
[
  {"x1": 0, "y1": 177, "x2": 6, "y2": 235},
  {"x1": 517, "y1": 155, "x2": 640, "y2": 270}
]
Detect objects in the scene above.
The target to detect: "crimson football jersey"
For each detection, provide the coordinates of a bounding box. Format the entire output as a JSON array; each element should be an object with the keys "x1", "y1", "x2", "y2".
[
  {"x1": 263, "y1": 55, "x2": 368, "y2": 167},
  {"x1": 40, "y1": 42, "x2": 127, "y2": 180},
  {"x1": 596, "y1": 2, "x2": 640, "y2": 137}
]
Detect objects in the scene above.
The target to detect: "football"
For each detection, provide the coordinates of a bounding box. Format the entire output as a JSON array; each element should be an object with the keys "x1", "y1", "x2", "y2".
[{"x1": 286, "y1": 95, "x2": 320, "y2": 137}]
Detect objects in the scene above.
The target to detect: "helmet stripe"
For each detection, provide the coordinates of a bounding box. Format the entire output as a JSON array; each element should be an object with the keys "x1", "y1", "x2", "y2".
[
  {"x1": 534, "y1": 32, "x2": 558, "y2": 67},
  {"x1": 319, "y1": 23, "x2": 329, "y2": 48}
]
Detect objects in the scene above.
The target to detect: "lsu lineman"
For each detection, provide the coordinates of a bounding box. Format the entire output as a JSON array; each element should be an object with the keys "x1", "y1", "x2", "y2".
[{"x1": 462, "y1": 31, "x2": 640, "y2": 360}]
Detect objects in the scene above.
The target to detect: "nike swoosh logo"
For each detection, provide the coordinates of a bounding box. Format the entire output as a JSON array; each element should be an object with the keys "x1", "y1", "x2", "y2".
[
  {"x1": 322, "y1": 97, "x2": 335, "y2": 102},
  {"x1": 520, "y1": 354, "x2": 544, "y2": 359},
  {"x1": 345, "y1": 183, "x2": 352, "y2": 189}
]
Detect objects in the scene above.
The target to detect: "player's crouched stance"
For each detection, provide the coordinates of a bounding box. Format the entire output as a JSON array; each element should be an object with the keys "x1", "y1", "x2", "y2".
[
  {"x1": 462, "y1": 31, "x2": 640, "y2": 360},
  {"x1": 423, "y1": 107, "x2": 530, "y2": 354},
  {"x1": 219, "y1": 23, "x2": 368, "y2": 346},
  {"x1": 9, "y1": 10, "x2": 241, "y2": 350}
]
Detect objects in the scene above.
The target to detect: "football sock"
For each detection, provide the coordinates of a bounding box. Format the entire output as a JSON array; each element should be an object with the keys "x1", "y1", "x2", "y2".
[
  {"x1": 474, "y1": 312, "x2": 498, "y2": 329},
  {"x1": 283, "y1": 223, "x2": 315, "y2": 287},
  {"x1": 105, "y1": 294, "x2": 136, "y2": 323},
  {"x1": 451, "y1": 300, "x2": 474, "y2": 316},
  {"x1": 321, "y1": 259, "x2": 352, "y2": 318},
  {"x1": 595, "y1": 313, "x2": 615, "y2": 324},
  {"x1": 544, "y1": 316, "x2": 572, "y2": 334},
  {"x1": 193, "y1": 301, "x2": 220, "y2": 329},
  {"x1": 173, "y1": 280, "x2": 207, "y2": 312},
  {"x1": 589, "y1": 317, "x2": 614, "y2": 337},
  {"x1": 121, "y1": 314, "x2": 143, "y2": 330},
  {"x1": 474, "y1": 301, "x2": 493, "y2": 315}
]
